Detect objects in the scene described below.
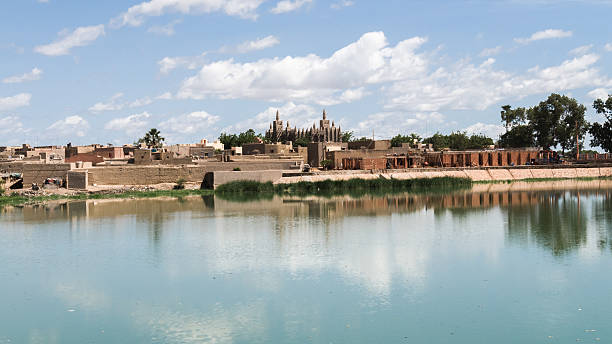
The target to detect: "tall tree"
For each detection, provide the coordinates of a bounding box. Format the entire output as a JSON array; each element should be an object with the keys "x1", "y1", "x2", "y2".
[
  {"x1": 136, "y1": 128, "x2": 165, "y2": 148},
  {"x1": 498, "y1": 125, "x2": 535, "y2": 148},
  {"x1": 390, "y1": 133, "x2": 421, "y2": 147},
  {"x1": 500, "y1": 105, "x2": 527, "y2": 132},
  {"x1": 528, "y1": 94, "x2": 588, "y2": 151},
  {"x1": 589, "y1": 95, "x2": 612, "y2": 152}
]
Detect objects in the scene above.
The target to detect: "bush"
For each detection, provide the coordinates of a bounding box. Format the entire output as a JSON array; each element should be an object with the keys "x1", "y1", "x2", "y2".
[
  {"x1": 174, "y1": 178, "x2": 186, "y2": 190},
  {"x1": 233, "y1": 167, "x2": 242, "y2": 171}
]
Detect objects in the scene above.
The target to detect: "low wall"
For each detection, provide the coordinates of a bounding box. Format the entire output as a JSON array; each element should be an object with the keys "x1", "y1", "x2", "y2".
[
  {"x1": 276, "y1": 167, "x2": 612, "y2": 184},
  {"x1": 22, "y1": 163, "x2": 72, "y2": 185},
  {"x1": 86, "y1": 161, "x2": 299, "y2": 186},
  {"x1": 203, "y1": 170, "x2": 284, "y2": 189}
]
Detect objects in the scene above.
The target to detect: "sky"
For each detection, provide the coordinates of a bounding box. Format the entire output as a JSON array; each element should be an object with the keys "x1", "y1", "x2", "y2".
[{"x1": 1, "y1": 0, "x2": 612, "y2": 146}]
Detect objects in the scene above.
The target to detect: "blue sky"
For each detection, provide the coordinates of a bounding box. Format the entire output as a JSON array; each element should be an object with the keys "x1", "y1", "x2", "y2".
[{"x1": 1, "y1": 0, "x2": 612, "y2": 146}]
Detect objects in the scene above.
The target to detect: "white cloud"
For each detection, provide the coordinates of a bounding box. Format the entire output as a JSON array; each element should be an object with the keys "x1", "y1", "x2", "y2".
[
  {"x1": 0, "y1": 116, "x2": 29, "y2": 136},
  {"x1": 34, "y1": 25, "x2": 105, "y2": 56},
  {"x1": 463, "y1": 122, "x2": 505, "y2": 139},
  {"x1": 2, "y1": 68, "x2": 43, "y2": 84},
  {"x1": 129, "y1": 96, "x2": 153, "y2": 108},
  {"x1": 158, "y1": 54, "x2": 206, "y2": 74},
  {"x1": 354, "y1": 112, "x2": 444, "y2": 138},
  {"x1": 605, "y1": 43, "x2": 612, "y2": 52},
  {"x1": 159, "y1": 111, "x2": 221, "y2": 137},
  {"x1": 113, "y1": 0, "x2": 264, "y2": 27},
  {"x1": 147, "y1": 19, "x2": 182, "y2": 36},
  {"x1": 587, "y1": 88, "x2": 609, "y2": 100},
  {"x1": 104, "y1": 112, "x2": 151, "y2": 135},
  {"x1": 224, "y1": 102, "x2": 319, "y2": 133},
  {"x1": 89, "y1": 93, "x2": 125, "y2": 113},
  {"x1": 385, "y1": 54, "x2": 608, "y2": 112},
  {"x1": 569, "y1": 44, "x2": 593, "y2": 56},
  {"x1": 479, "y1": 46, "x2": 502, "y2": 57},
  {"x1": 514, "y1": 29, "x2": 572, "y2": 44},
  {"x1": 177, "y1": 32, "x2": 428, "y2": 105},
  {"x1": 156, "y1": 92, "x2": 173, "y2": 100},
  {"x1": 48, "y1": 115, "x2": 89, "y2": 137},
  {"x1": 270, "y1": 0, "x2": 312, "y2": 14},
  {"x1": 0, "y1": 93, "x2": 31, "y2": 111},
  {"x1": 331, "y1": 0, "x2": 354, "y2": 9},
  {"x1": 234, "y1": 35, "x2": 280, "y2": 53}
]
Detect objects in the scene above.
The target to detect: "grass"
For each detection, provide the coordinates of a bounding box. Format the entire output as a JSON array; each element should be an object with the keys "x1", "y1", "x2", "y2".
[
  {"x1": 0, "y1": 189, "x2": 214, "y2": 207},
  {"x1": 215, "y1": 176, "x2": 472, "y2": 200},
  {"x1": 474, "y1": 176, "x2": 612, "y2": 184}
]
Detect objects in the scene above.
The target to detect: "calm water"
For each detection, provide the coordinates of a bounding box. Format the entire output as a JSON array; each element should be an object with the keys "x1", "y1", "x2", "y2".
[{"x1": 1, "y1": 181, "x2": 612, "y2": 343}]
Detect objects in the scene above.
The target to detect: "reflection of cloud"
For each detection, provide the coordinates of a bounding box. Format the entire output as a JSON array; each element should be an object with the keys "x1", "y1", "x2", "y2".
[
  {"x1": 132, "y1": 302, "x2": 266, "y2": 344},
  {"x1": 54, "y1": 283, "x2": 110, "y2": 310}
]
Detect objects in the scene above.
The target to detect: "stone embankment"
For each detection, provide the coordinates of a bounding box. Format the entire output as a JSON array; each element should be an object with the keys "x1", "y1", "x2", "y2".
[{"x1": 276, "y1": 166, "x2": 612, "y2": 184}]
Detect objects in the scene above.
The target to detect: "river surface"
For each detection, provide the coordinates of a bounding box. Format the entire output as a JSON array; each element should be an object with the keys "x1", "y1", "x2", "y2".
[{"x1": 1, "y1": 180, "x2": 612, "y2": 343}]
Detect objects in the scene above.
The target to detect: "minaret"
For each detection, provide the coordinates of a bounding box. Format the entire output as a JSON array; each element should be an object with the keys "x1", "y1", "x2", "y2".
[
  {"x1": 276, "y1": 110, "x2": 280, "y2": 121},
  {"x1": 323, "y1": 109, "x2": 327, "y2": 120}
]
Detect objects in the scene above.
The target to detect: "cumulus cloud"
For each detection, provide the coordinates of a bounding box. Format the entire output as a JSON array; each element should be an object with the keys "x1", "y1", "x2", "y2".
[
  {"x1": 2, "y1": 68, "x2": 43, "y2": 84},
  {"x1": 479, "y1": 46, "x2": 502, "y2": 57},
  {"x1": 0, "y1": 115, "x2": 29, "y2": 136},
  {"x1": 463, "y1": 122, "x2": 505, "y2": 139},
  {"x1": 158, "y1": 111, "x2": 221, "y2": 143},
  {"x1": 0, "y1": 93, "x2": 31, "y2": 111},
  {"x1": 147, "y1": 19, "x2": 182, "y2": 36},
  {"x1": 112, "y1": 0, "x2": 264, "y2": 27},
  {"x1": 158, "y1": 54, "x2": 207, "y2": 74},
  {"x1": 385, "y1": 54, "x2": 609, "y2": 112},
  {"x1": 233, "y1": 35, "x2": 280, "y2": 53},
  {"x1": 354, "y1": 112, "x2": 445, "y2": 138},
  {"x1": 569, "y1": 44, "x2": 593, "y2": 56},
  {"x1": 331, "y1": 0, "x2": 354, "y2": 9},
  {"x1": 605, "y1": 43, "x2": 612, "y2": 52},
  {"x1": 104, "y1": 112, "x2": 151, "y2": 135},
  {"x1": 89, "y1": 93, "x2": 125, "y2": 113},
  {"x1": 177, "y1": 32, "x2": 428, "y2": 105},
  {"x1": 223, "y1": 102, "x2": 320, "y2": 134},
  {"x1": 270, "y1": 0, "x2": 312, "y2": 14},
  {"x1": 48, "y1": 115, "x2": 89, "y2": 137},
  {"x1": 156, "y1": 92, "x2": 173, "y2": 100},
  {"x1": 514, "y1": 29, "x2": 572, "y2": 44},
  {"x1": 129, "y1": 96, "x2": 153, "y2": 108},
  {"x1": 34, "y1": 25, "x2": 105, "y2": 56},
  {"x1": 587, "y1": 88, "x2": 609, "y2": 100}
]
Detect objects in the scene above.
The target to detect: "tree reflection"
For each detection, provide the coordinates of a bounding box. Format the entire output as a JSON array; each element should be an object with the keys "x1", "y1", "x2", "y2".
[{"x1": 505, "y1": 192, "x2": 588, "y2": 256}]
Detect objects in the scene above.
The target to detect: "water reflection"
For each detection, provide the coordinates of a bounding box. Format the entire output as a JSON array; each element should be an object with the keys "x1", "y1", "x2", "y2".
[{"x1": 2, "y1": 180, "x2": 612, "y2": 343}]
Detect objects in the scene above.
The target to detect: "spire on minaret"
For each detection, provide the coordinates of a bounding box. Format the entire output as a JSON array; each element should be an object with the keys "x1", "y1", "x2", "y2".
[
  {"x1": 276, "y1": 110, "x2": 280, "y2": 121},
  {"x1": 322, "y1": 109, "x2": 327, "y2": 120},
  {"x1": 287, "y1": 121, "x2": 290, "y2": 128}
]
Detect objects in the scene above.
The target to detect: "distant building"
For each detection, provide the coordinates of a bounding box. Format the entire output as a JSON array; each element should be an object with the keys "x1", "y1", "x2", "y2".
[{"x1": 265, "y1": 109, "x2": 342, "y2": 143}]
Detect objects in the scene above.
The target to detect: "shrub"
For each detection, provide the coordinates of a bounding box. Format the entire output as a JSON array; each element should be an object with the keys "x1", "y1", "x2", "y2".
[
  {"x1": 233, "y1": 167, "x2": 242, "y2": 171},
  {"x1": 174, "y1": 178, "x2": 186, "y2": 190}
]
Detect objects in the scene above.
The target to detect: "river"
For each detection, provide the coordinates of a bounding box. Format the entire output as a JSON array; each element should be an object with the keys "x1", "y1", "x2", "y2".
[{"x1": 1, "y1": 180, "x2": 611, "y2": 343}]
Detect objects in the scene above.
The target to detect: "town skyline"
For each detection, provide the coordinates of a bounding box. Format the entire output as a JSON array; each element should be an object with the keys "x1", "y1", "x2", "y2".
[{"x1": 2, "y1": 0, "x2": 612, "y2": 146}]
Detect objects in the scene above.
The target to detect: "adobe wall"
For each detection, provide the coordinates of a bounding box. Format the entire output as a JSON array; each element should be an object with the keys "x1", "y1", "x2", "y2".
[
  {"x1": 86, "y1": 161, "x2": 300, "y2": 185},
  {"x1": 203, "y1": 170, "x2": 284, "y2": 189},
  {"x1": 22, "y1": 163, "x2": 72, "y2": 185},
  {"x1": 276, "y1": 167, "x2": 611, "y2": 184}
]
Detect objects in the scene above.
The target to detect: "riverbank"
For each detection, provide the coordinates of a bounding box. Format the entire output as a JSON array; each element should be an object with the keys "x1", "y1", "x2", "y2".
[{"x1": 0, "y1": 188, "x2": 213, "y2": 207}]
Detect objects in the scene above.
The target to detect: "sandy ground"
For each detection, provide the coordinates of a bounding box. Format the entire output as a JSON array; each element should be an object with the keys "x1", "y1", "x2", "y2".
[{"x1": 6, "y1": 182, "x2": 202, "y2": 197}]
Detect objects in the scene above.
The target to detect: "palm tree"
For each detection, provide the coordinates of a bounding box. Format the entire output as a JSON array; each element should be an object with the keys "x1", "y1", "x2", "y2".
[{"x1": 137, "y1": 128, "x2": 165, "y2": 148}]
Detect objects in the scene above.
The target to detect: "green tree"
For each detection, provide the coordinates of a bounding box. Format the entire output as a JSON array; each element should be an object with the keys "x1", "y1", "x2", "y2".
[
  {"x1": 528, "y1": 94, "x2": 588, "y2": 151},
  {"x1": 341, "y1": 131, "x2": 355, "y2": 143},
  {"x1": 498, "y1": 125, "x2": 535, "y2": 148},
  {"x1": 219, "y1": 129, "x2": 261, "y2": 149},
  {"x1": 423, "y1": 132, "x2": 493, "y2": 150},
  {"x1": 136, "y1": 128, "x2": 165, "y2": 148},
  {"x1": 589, "y1": 94, "x2": 612, "y2": 152},
  {"x1": 295, "y1": 135, "x2": 311, "y2": 147},
  {"x1": 500, "y1": 105, "x2": 527, "y2": 132},
  {"x1": 390, "y1": 133, "x2": 421, "y2": 147}
]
